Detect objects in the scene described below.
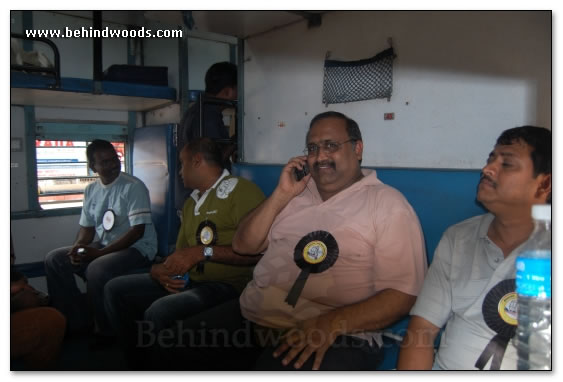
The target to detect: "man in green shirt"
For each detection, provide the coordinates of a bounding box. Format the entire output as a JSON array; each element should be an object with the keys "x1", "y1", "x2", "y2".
[{"x1": 104, "y1": 137, "x2": 265, "y2": 364}]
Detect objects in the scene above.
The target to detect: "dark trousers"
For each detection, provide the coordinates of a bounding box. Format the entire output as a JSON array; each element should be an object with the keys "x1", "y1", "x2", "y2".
[
  {"x1": 104, "y1": 273, "x2": 239, "y2": 368},
  {"x1": 44, "y1": 243, "x2": 150, "y2": 335},
  {"x1": 150, "y1": 299, "x2": 383, "y2": 371}
]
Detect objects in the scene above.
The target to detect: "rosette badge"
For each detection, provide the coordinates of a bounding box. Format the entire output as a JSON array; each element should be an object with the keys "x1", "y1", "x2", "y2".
[
  {"x1": 475, "y1": 278, "x2": 517, "y2": 370},
  {"x1": 285, "y1": 230, "x2": 339, "y2": 307},
  {"x1": 102, "y1": 209, "x2": 115, "y2": 231},
  {"x1": 196, "y1": 220, "x2": 218, "y2": 246},
  {"x1": 196, "y1": 220, "x2": 217, "y2": 273}
]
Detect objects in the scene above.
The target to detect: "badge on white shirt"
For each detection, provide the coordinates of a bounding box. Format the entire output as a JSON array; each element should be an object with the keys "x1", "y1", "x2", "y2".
[{"x1": 102, "y1": 209, "x2": 115, "y2": 231}]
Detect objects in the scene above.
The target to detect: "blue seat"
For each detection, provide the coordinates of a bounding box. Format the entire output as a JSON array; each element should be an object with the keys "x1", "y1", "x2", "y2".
[
  {"x1": 231, "y1": 162, "x2": 486, "y2": 369},
  {"x1": 132, "y1": 124, "x2": 180, "y2": 261}
]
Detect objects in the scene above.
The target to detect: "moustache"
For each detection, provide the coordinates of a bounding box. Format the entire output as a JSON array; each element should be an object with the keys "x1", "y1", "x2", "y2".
[
  {"x1": 479, "y1": 174, "x2": 497, "y2": 188},
  {"x1": 313, "y1": 161, "x2": 336, "y2": 170}
]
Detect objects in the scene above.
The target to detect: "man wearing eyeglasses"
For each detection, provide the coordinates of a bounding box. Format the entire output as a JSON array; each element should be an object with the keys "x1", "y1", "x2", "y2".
[
  {"x1": 151, "y1": 111, "x2": 427, "y2": 371},
  {"x1": 234, "y1": 110, "x2": 428, "y2": 370}
]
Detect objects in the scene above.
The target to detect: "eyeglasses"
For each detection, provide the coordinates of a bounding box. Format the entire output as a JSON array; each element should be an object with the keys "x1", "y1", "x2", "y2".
[{"x1": 303, "y1": 139, "x2": 356, "y2": 156}]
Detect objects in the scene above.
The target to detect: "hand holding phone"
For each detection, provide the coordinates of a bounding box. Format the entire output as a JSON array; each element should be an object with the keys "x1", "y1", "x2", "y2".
[{"x1": 294, "y1": 163, "x2": 309, "y2": 181}]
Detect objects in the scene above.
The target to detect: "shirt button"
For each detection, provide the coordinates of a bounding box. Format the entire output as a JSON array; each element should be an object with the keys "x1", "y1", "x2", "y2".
[{"x1": 494, "y1": 258, "x2": 500, "y2": 263}]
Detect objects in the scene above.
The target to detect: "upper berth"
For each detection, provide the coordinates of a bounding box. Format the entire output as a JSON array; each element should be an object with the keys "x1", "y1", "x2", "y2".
[
  {"x1": 10, "y1": 33, "x2": 176, "y2": 112},
  {"x1": 10, "y1": 71, "x2": 176, "y2": 111}
]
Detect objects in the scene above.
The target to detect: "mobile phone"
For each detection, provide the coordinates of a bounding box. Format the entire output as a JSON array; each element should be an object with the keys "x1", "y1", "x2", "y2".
[{"x1": 294, "y1": 163, "x2": 309, "y2": 181}]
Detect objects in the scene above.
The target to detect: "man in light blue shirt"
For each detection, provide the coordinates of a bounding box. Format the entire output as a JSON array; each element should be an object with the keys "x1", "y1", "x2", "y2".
[{"x1": 45, "y1": 139, "x2": 157, "y2": 343}]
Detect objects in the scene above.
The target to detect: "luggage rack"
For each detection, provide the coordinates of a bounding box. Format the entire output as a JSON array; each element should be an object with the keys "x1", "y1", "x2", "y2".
[
  {"x1": 10, "y1": 34, "x2": 176, "y2": 112},
  {"x1": 11, "y1": 33, "x2": 61, "y2": 89}
]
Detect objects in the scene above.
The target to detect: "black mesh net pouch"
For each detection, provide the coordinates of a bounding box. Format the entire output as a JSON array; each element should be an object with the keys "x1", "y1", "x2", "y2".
[{"x1": 322, "y1": 47, "x2": 395, "y2": 105}]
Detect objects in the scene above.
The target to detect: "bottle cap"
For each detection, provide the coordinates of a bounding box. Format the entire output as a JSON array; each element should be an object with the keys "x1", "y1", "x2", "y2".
[{"x1": 532, "y1": 204, "x2": 551, "y2": 221}]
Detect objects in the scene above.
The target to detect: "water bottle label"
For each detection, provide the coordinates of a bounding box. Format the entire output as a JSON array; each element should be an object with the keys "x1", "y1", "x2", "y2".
[{"x1": 516, "y1": 255, "x2": 551, "y2": 298}]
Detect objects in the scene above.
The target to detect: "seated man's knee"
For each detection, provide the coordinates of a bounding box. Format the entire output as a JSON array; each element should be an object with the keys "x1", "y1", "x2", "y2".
[
  {"x1": 44, "y1": 248, "x2": 67, "y2": 269},
  {"x1": 84, "y1": 258, "x2": 109, "y2": 287},
  {"x1": 144, "y1": 297, "x2": 168, "y2": 326}
]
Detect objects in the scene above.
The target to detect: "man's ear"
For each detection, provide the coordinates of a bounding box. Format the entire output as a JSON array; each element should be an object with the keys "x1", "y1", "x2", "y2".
[
  {"x1": 354, "y1": 140, "x2": 364, "y2": 162},
  {"x1": 535, "y1": 173, "x2": 552, "y2": 201},
  {"x1": 192, "y1": 152, "x2": 203, "y2": 168}
]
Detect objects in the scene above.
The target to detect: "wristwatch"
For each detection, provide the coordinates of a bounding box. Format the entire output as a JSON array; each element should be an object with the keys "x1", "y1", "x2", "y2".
[
  {"x1": 203, "y1": 246, "x2": 213, "y2": 259},
  {"x1": 197, "y1": 246, "x2": 213, "y2": 274}
]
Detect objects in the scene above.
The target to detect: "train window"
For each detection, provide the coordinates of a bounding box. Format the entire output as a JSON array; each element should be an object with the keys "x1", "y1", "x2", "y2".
[{"x1": 36, "y1": 140, "x2": 125, "y2": 210}]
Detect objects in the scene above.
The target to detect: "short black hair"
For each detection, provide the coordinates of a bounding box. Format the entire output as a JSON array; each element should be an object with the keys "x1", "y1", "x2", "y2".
[
  {"x1": 496, "y1": 126, "x2": 551, "y2": 177},
  {"x1": 185, "y1": 137, "x2": 224, "y2": 169},
  {"x1": 307, "y1": 111, "x2": 363, "y2": 143},
  {"x1": 205, "y1": 62, "x2": 237, "y2": 95},
  {"x1": 497, "y1": 125, "x2": 551, "y2": 203},
  {"x1": 86, "y1": 139, "x2": 116, "y2": 165}
]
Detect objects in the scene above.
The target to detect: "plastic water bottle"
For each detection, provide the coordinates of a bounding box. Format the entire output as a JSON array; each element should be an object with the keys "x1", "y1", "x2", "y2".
[{"x1": 515, "y1": 204, "x2": 551, "y2": 370}]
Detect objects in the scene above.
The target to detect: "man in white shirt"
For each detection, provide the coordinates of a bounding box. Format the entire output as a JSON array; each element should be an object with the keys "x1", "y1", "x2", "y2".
[
  {"x1": 45, "y1": 139, "x2": 157, "y2": 342},
  {"x1": 397, "y1": 126, "x2": 551, "y2": 370}
]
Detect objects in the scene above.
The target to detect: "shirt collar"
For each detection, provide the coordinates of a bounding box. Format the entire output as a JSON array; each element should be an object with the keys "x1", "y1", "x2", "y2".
[
  {"x1": 99, "y1": 172, "x2": 122, "y2": 189},
  {"x1": 190, "y1": 169, "x2": 230, "y2": 216},
  {"x1": 190, "y1": 169, "x2": 230, "y2": 202},
  {"x1": 478, "y1": 213, "x2": 495, "y2": 239}
]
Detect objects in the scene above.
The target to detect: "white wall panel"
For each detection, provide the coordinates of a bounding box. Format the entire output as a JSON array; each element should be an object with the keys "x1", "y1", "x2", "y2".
[{"x1": 243, "y1": 11, "x2": 551, "y2": 168}]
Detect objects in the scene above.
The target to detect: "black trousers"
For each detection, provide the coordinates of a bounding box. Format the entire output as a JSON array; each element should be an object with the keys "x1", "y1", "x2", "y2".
[{"x1": 148, "y1": 299, "x2": 383, "y2": 371}]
